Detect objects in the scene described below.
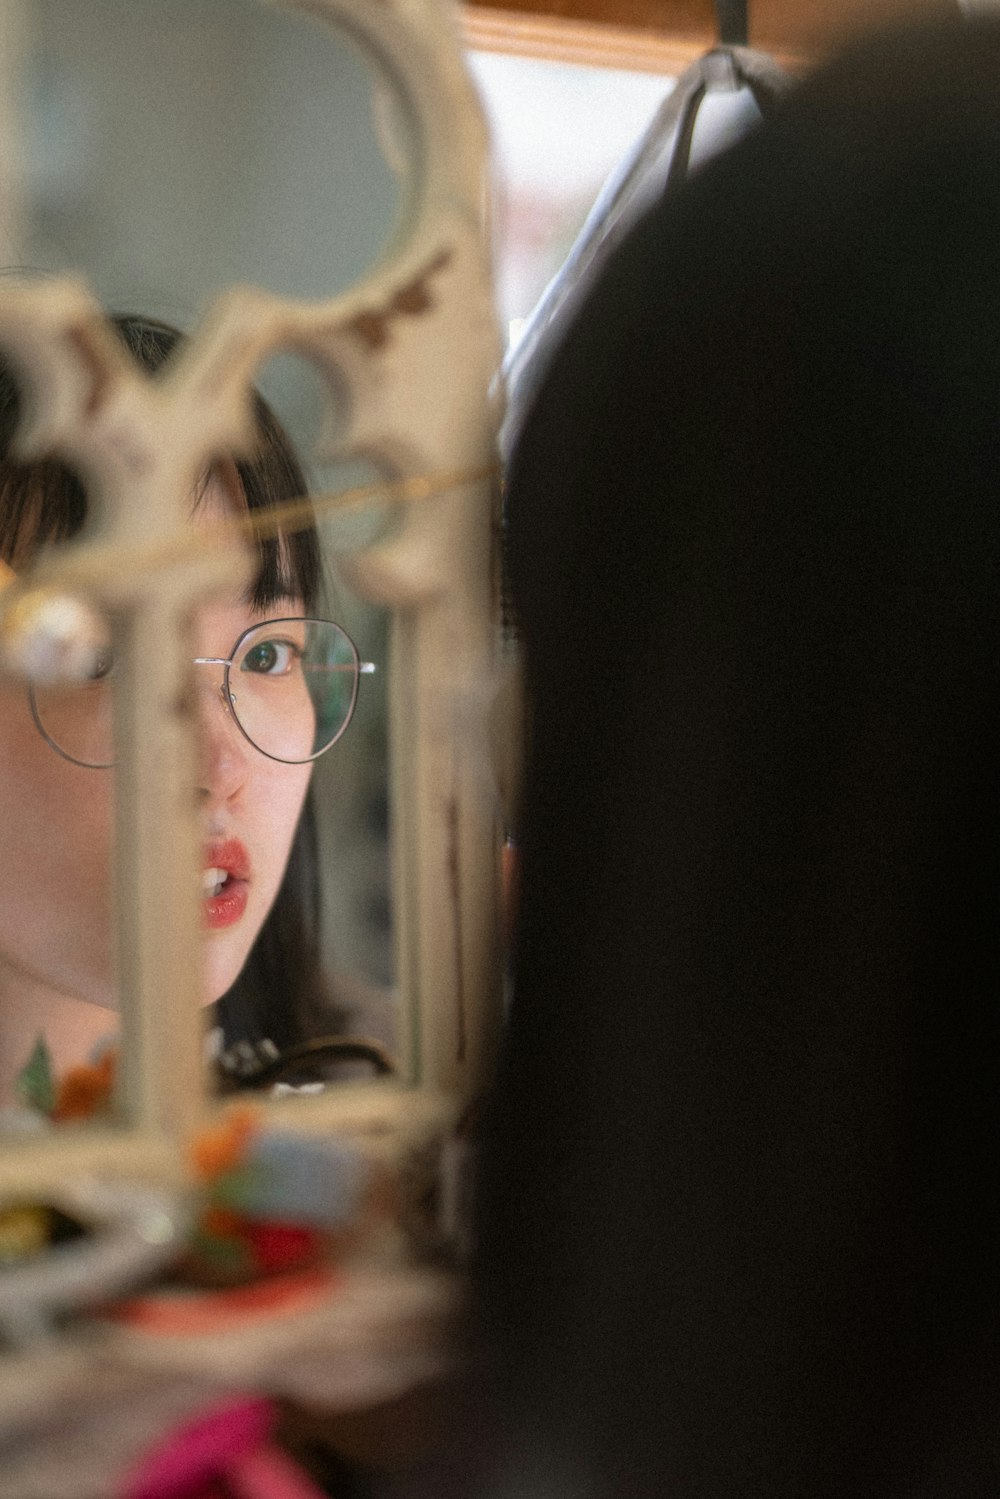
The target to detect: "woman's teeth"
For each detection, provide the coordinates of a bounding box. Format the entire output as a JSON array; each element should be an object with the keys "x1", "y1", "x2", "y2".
[{"x1": 203, "y1": 867, "x2": 229, "y2": 898}]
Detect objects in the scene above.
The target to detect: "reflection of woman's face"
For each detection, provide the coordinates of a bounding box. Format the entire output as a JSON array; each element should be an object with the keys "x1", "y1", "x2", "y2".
[
  {"x1": 0, "y1": 670, "x2": 116, "y2": 1006},
  {"x1": 195, "y1": 584, "x2": 313, "y2": 1004},
  {"x1": 0, "y1": 477, "x2": 313, "y2": 1013}
]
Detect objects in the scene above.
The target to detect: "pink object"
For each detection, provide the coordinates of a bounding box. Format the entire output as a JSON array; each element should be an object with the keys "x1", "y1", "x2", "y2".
[
  {"x1": 227, "y1": 1444, "x2": 331, "y2": 1499},
  {"x1": 118, "y1": 1395, "x2": 328, "y2": 1499}
]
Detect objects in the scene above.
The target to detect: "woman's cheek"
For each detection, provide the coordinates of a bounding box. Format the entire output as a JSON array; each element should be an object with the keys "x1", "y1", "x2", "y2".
[{"x1": 0, "y1": 687, "x2": 117, "y2": 1006}]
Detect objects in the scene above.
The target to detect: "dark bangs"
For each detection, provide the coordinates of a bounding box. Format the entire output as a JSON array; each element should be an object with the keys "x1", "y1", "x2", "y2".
[
  {"x1": 0, "y1": 353, "x2": 87, "y2": 567},
  {"x1": 236, "y1": 389, "x2": 320, "y2": 613},
  {"x1": 0, "y1": 313, "x2": 319, "y2": 610},
  {"x1": 0, "y1": 458, "x2": 87, "y2": 570}
]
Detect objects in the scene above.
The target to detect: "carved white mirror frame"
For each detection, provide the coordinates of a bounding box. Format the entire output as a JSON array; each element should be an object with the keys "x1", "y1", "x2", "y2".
[{"x1": 0, "y1": 0, "x2": 503, "y2": 1194}]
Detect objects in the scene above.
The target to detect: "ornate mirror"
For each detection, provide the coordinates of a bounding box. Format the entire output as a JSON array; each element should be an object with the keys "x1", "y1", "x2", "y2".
[{"x1": 0, "y1": 0, "x2": 502, "y2": 1182}]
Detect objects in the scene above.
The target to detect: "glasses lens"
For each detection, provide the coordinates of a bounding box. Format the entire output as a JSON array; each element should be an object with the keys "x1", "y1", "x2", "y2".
[
  {"x1": 28, "y1": 637, "x2": 117, "y2": 769},
  {"x1": 230, "y1": 618, "x2": 360, "y2": 763}
]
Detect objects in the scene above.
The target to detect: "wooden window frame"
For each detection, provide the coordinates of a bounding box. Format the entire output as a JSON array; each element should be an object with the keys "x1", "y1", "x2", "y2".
[{"x1": 462, "y1": 0, "x2": 958, "y2": 74}]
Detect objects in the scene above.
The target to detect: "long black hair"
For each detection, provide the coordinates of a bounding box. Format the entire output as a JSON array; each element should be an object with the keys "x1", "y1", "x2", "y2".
[
  {"x1": 0, "y1": 312, "x2": 342, "y2": 1055},
  {"x1": 478, "y1": 16, "x2": 1000, "y2": 1497}
]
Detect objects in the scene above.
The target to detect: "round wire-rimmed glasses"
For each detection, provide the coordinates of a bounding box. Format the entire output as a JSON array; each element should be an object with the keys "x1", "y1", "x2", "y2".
[{"x1": 28, "y1": 616, "x2": 376, "y2": 769}]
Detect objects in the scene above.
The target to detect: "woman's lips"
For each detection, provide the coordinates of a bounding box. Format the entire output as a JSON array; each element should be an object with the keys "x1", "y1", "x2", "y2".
[{"x1": 202, "y1": 838, "x2": 250, "y2": 931}]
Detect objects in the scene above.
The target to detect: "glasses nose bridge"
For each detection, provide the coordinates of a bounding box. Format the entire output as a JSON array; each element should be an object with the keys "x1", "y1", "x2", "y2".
[{"x1": 191, "y1": 653, "x2": 234, "y2": 714}]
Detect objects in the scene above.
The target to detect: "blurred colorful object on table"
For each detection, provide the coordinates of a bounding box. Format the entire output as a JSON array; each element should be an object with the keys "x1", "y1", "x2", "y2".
[
  {"x1": 184, "y1": 1110, "x2": 370, "y2": 1284},
  {"x1": 119, "y1": 1394, "x2": 329, "y2": 1499},
  {"x1": 15, "y1": 1035, "x2": 117, "y2": 1123}
]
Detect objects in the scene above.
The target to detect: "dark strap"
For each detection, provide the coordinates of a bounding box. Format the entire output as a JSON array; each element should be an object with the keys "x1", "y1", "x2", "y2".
[
  {"x1": 665, "y1": 79, "x2": 708, "y2": 194},
  {"x1": 216, "y1": 1034, "x2": 397, "y2": 1092},
  {"x1": 716, "y1": 0, "x2": 748, "y2": 46},
  {"x1": 666, "y1": 45, "x2": 790, "y2": 195}
]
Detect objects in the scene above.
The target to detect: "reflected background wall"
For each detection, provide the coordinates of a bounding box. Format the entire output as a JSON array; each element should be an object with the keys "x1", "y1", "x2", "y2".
[{"x1": 0, "y1": 0, "x2": 403, "y2": 308}]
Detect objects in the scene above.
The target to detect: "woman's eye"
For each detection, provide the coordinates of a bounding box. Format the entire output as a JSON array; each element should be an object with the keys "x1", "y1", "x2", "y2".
[{"x1": 242, "y1": 638, "x2": 299, "y2": 675}]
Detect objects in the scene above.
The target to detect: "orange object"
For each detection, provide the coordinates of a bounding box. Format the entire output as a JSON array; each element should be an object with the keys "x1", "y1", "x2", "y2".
[
  {"x1": 106, "y1": 1267, "x2": 338, "y2": 1335},
  {"x1": 52, "y1": 1048, "x2": 116, "y2": 1122},
  {"x1": 199, "y1": 1205, "x2": 245, "y2": 1240},
  {"x1": 189, "y1": 1107, "x2": 258, "y2": 1180}
]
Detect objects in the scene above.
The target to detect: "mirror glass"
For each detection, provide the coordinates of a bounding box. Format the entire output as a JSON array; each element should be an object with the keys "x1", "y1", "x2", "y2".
[
  {"x1": 0, "y1": 0, "x2": 410, "y2": 306},
  {"x1": 0, "y1": 0, "x2": 410, "y2": 1123},
  {"x1": 0, "y1": 586, "x2": 123, "y2": 1122}
]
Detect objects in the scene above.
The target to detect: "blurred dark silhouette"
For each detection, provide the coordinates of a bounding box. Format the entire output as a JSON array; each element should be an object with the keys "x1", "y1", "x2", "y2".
[{"x1": 476, "y1": 16, "x2": 1000, "y2": 1496}]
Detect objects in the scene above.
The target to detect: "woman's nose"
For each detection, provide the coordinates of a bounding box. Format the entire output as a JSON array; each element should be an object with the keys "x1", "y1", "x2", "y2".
[{"x1": 196, "y1": 679, "x2": 250, "y2": 803}]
